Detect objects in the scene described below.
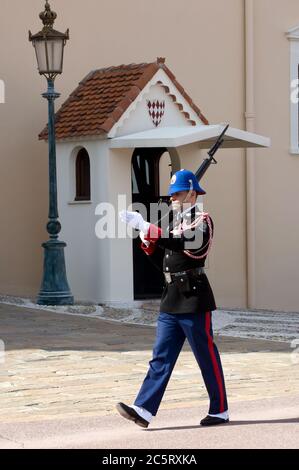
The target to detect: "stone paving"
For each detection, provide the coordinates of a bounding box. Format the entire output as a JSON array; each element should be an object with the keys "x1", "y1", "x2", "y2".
[
  {"x1": 0, "y1": 302, "x2": 298, "y2": 425},
  {"x1": 1, "y1": 294, "x2": 298, "y2": 342}
]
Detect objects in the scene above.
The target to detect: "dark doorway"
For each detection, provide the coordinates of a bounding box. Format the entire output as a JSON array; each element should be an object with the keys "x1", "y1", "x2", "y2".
[{"x1": 132, "y1": 148, "x2": 172, "y2": 299}]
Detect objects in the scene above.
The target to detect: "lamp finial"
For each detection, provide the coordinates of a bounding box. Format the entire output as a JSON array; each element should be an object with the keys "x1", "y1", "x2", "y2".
[{"x1": 39, "y1": 1, "x2": 57, "y2": 31}]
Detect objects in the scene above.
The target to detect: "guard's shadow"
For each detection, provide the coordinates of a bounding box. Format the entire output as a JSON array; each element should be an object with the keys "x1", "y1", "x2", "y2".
[{"x1": 147, "y1": 417, "x2": 299, "y2": 431}]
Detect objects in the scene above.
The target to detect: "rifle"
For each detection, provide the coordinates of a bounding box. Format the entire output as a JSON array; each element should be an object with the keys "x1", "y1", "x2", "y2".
[{"x1": 195, "y1": 124, "x2": 229, "y2": 182}]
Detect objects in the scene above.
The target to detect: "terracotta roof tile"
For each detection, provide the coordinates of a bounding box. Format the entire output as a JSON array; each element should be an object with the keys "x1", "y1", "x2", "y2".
[{"x1": 39, "y1": 58, "x2": 209, "y2": 140}]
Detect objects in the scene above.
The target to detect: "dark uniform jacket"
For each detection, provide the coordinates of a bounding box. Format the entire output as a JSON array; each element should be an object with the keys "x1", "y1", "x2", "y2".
[{"x1": 141, "y1": 207, "x2": 217, "y2": 314}]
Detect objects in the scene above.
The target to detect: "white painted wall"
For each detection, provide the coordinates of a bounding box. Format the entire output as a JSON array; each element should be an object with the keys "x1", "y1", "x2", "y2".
[
  {"x1": 56, "y1": 138, "x2": 137, "y2": 304},
  {"x1": 57, "y1": 139, "x2": 110, "y2": 303},
  {"x1": 106, "y1": 148, "x2": 135, "y2": 302}
]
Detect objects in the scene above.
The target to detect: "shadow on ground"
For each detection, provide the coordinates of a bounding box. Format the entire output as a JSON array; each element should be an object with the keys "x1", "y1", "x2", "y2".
[{"x1": 148, "y1": 417, "x2": 299, "y2": 432}]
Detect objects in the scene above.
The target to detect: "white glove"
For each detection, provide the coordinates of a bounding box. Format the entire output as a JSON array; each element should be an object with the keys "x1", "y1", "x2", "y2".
[
  {"x1": 119, "y1": 210, "x2": 150, "y2": 234},
  {"x1": 139, "y1": 231, "x2": 150, "y2": 247}
]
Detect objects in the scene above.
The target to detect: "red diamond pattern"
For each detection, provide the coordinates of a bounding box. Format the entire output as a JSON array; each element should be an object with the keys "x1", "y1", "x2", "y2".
[{"x1": 147, "y1": 99, "x2": 165, "y2": 127}]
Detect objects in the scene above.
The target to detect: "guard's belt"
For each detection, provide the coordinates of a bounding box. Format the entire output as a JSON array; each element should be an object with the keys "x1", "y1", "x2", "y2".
[{"x1": 164, "y1": 267, "x2": 205, "y2": 284}]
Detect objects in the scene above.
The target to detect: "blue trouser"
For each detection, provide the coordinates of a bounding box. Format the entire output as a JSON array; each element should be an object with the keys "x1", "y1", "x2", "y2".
[{"x1": 134, "y1": 311, "x2": 228, "y2": 415}]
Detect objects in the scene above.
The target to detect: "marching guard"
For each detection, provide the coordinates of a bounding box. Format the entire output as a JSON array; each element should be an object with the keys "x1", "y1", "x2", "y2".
[{"x1": 117, "y1": 169, "x2": 229, "y2": 427}]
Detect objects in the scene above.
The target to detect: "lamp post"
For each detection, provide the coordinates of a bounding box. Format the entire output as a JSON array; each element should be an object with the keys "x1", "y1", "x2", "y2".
[{"x1": 29, "y1": 1, "x2": 74, "y2": 305}]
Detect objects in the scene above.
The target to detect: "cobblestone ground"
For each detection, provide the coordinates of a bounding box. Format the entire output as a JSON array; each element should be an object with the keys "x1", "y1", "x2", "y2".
[{"x1": 0, "y1": 302, "x2": 298, "y2": 424}]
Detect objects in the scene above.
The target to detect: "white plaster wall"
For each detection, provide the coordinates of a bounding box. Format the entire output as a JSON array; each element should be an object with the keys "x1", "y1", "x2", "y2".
[
  {"x1": 105, "y1": 148, "x2": 134, "y2": 303},
  {"x1": 57, "y1": 139, "x2": 111, "y2": 303},
  {"x1": 57, "y1": 140, "x2": 135, "y2": 304}
]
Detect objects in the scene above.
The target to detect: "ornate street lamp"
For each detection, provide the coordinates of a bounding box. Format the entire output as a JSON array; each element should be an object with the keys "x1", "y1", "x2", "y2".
[{"x1": 29, "y1": 1, "x2": 73, "y2": 305}]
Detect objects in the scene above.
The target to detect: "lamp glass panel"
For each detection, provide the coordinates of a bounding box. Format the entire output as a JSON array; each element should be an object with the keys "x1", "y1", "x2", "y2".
[
  {"x1": 34, "y1": 38, "x2": 64, "y2": 74},
  {"x1": 33, "y1": 39, "x2": 48, "y2": 73},
  {"x1": 46, "y1": 39, "x2": 64, "y2": 73}
]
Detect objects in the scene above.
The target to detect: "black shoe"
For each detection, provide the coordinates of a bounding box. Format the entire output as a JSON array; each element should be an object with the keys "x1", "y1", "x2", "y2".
[
  {"x1": 116, "y1": 402, "x2": 149, "y2": 428},
  {"x1": 200, "y1": 415, "x2": 229, "y2": 426}
]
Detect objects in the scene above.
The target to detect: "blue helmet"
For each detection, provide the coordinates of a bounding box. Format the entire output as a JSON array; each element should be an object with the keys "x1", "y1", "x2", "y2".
[{"x1": 168, "y1": 169, "x2": 206, "y2": 196}]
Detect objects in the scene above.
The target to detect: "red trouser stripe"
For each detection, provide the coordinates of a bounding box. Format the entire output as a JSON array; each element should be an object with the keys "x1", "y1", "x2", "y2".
[{"x1": 205, "y1": 311, "x2": 225, "y2": 413}]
